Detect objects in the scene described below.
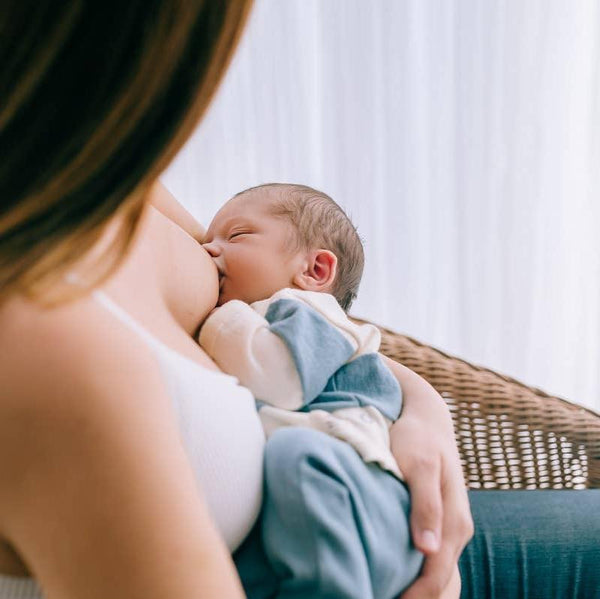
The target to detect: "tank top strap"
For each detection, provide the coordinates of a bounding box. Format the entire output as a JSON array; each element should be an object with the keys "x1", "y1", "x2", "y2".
[
  {"x1": 91, "y1": 290, "x2": 161, "y2": 350},
  {"x1": 64, "y1": 274, "x2": 164, "y2": 355}
]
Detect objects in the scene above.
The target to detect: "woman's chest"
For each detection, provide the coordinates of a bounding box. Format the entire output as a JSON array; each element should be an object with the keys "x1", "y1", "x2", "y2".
[{"x1": 148, "y1": 347, "x2": 265, "y2": 551}]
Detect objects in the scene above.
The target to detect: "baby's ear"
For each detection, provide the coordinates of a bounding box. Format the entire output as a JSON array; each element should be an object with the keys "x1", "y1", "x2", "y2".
[{"x1": 293, "y1": 249, "x2": 337, "y2": 293}]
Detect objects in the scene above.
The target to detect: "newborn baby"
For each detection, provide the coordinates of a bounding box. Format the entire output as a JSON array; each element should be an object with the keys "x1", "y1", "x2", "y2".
[{"x1": 199, "y1": 183, "x2": 456, "y2": 599}]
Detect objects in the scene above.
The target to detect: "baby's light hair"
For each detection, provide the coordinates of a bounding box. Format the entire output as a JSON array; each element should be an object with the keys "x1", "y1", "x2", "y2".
[{"x1": 235, "y1": 183, "x2": 364, "y2": 311}]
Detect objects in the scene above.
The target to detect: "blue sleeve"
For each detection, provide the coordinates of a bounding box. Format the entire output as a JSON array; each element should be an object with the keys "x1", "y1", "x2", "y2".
[
  {"x1": 264, "y1": 298, "x2": 355, "y2": 406},
  {"x1": 308, "y1": 353, "x2": 403, "y2": 421}
]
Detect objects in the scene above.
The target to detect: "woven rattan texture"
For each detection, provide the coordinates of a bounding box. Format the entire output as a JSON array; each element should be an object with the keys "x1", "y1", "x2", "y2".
[{"x1": 361, "y1": 320, "x2": 600, "y2": 490}]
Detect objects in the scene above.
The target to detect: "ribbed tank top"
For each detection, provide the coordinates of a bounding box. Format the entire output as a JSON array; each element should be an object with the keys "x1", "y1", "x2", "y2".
[{"x1": 0, "y1": 291, "x2": 265, "y2": 598}]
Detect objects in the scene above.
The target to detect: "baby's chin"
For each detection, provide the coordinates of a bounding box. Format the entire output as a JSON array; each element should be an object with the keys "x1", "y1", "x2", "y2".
[
  {"x1": 216, "y1": 278, "x2": 228, "y2": 306},
  {"x1": 217, "y1": 278, "x2": 276, "y2": 306},
  {"x1": 216, "y1": 285, "x2": 236, "y2": 306},
  {"x1": 217, "y1": 287, "x2": 259, "y2": 306}
]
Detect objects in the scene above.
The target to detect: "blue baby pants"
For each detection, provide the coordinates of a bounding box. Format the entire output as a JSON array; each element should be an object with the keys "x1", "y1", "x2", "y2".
[{"x1": 234, "y1": 427, "x2": 424, "y2": 599}]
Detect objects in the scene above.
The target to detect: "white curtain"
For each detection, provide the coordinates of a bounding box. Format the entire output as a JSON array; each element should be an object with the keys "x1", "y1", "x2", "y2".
[{"x1": 163, "y1": 0, "x2": 600, "y2": 411}]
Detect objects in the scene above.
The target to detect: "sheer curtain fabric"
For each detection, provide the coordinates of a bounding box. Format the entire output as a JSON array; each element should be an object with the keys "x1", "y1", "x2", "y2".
[{"x1": 164, "y1": 0, "x2": 600, "y2": 410}]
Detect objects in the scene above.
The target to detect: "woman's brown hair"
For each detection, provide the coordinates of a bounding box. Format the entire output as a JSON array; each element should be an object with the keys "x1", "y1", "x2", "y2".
[{"x1": 0, "y1": 0, "x2": 252, "y2": 303}]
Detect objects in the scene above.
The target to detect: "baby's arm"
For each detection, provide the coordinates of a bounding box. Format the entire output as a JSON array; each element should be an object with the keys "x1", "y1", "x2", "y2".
[{"x1": 198, "y1": 295, "x2": 355, "y2": 408}]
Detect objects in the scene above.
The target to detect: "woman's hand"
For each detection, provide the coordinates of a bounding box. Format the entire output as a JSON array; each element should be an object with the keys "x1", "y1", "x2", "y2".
[{"x1": 382, "y1": 357, "x2": 473, "y2": 598}]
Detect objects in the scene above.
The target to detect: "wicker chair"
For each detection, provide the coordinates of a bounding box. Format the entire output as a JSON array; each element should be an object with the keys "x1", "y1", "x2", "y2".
[{"x1": 358, "y1": 319, "x2": 600, "y2": 490}]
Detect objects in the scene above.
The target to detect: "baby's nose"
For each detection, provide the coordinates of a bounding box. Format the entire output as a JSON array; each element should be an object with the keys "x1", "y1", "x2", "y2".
[{"x1": 202, "y1": 241, "x2": 222, "y2": 257}]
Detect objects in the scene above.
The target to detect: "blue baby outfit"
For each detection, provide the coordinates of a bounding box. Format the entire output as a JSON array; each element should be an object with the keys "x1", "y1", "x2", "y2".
[{"x1": 199, "y1": 289, "x2": 424, "y2": 598}]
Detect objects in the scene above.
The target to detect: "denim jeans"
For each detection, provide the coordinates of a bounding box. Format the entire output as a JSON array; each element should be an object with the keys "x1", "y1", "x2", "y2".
[{"x1": 460, "y1": 489, "x2": 600, "y2": 599}]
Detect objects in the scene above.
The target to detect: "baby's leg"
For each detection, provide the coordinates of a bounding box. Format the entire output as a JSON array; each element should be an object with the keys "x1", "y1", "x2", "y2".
[{"x1": 261, "y1": 427, "x2": 424, "y2": 599}]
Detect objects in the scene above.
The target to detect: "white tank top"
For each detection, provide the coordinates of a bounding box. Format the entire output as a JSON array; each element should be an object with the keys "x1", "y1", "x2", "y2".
[{"x1": 0, "y1": 291, "x2": 265, "y2": 598}]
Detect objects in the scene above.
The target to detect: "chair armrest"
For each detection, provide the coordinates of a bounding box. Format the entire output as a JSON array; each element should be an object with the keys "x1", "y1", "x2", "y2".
[{"x1": 353, "y1": 317, "x2": 600, "y2": 490}]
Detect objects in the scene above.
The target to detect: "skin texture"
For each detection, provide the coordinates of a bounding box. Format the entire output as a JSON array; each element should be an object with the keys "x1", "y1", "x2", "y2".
[{"x1": 148, "y1": 184, "x2": 207, "y2": 243}]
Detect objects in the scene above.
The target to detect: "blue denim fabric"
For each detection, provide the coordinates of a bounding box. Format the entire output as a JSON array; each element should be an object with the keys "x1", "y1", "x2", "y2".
[{"x1": 460, "y1": 489, "x2": 600, "y2": 599}]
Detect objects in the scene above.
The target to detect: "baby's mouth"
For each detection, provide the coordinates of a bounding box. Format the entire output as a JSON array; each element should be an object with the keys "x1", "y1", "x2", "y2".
[{"x1": 217, "y1": 275, "x2": 227, "y2": 305}]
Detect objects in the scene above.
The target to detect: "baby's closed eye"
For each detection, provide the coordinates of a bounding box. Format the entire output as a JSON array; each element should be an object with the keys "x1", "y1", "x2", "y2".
[{"x1": 228, "y1": 230, "x2": 253, "y2": 240}]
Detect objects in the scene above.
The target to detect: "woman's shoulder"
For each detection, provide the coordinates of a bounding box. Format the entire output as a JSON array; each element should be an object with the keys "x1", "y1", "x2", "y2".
[
  {"x1": 0, "y1": 293, "x2": 152, "y2": 388},
  {"x1": 0, "y1": 293, "x2": 174, "y2": 454},
  {"x1": 0, "y1": 295, "x2": 245, "y2": 596}
]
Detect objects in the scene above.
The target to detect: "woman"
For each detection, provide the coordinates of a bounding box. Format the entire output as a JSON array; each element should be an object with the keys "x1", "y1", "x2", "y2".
[{"x1": 0, "y1": 2, "x2": 471, "y2": 597}]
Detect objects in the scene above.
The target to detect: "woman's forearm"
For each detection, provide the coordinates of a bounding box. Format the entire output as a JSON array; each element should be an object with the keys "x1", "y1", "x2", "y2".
[
  {"x1": 148, "y1": 181, "x2": 206, "y2": 242},
  {"x1": 380, "y1": 354, "x2": 473, "y2": 599},
  {"x1": 381, "y1": 355, "x2": 453, "y2": 426}
]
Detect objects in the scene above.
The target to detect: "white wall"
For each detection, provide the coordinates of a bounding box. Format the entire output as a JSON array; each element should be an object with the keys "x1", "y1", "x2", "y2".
[{"x1": 164, "y1": 0, "x2": 600, "y2": 411}]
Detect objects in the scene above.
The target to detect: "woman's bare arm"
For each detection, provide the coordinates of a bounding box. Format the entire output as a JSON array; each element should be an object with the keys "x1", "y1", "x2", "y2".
[
  {"x1": 148, "y1": 181, "x2": 206, "y2": 242},
  {"x1": 381, "y1": 356, "x2": 473, "y2": 599},
  {"x1": 0, "y1": 299, "x2": 243, "y2": 598}
]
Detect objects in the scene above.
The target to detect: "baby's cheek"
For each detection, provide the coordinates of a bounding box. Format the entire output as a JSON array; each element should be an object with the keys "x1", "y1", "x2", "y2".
[
  {"x1": 208, "y1": 267, "x2": 220, "y2": 308},
  {"x1": 196, "y1": 251, "x2": 220, "y2": 315}
]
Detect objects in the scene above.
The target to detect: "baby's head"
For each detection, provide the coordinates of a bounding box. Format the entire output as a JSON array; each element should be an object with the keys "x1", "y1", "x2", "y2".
[{"x1": 203, "y1": 183, "x2": 364, "y2": 311}]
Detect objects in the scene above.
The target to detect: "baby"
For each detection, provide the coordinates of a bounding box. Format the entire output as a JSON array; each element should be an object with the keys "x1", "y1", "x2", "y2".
[{"x1": 199, "y1": 183, "x2": 455, "y2": 599}]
